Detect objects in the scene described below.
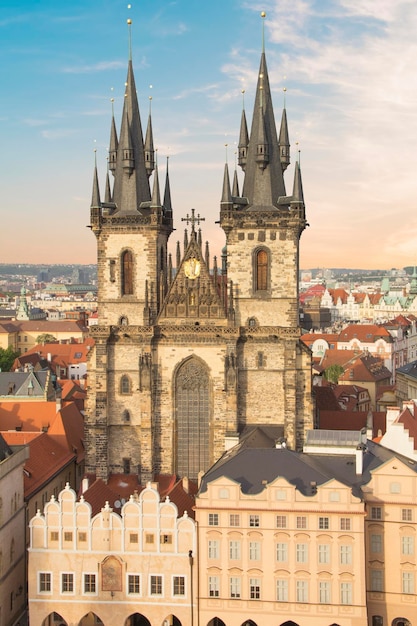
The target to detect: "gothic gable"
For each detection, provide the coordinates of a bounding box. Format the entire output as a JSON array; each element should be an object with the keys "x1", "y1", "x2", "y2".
[{"x1": 158, "y1": 235, "x2": 226, "y2": 323}]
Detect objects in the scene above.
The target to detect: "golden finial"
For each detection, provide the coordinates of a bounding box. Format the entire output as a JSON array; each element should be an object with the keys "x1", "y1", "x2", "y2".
[
  {"x1": 261, "y1": 11, "x2": 266, "y2": 52},
  {"x1": 241, "y1": 89, "x2": 245, "y2": 110},
  {"x1": 225, "y1": 142, "x2": 228, "y2": 163},
  {"x1": 283, "y1": 86, "x2": 287, "y2": 107},
  {"x1": 127, "y1": 4, "x2": 132, "y2": 60}
]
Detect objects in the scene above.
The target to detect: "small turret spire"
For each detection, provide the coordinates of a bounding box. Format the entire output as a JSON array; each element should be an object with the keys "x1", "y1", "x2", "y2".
[
  {"x1": 91, "y1": 150, "x2": 101, "y2": 209},
  {"x1": 144, "y1": 95, "x2": 155, "y2": 178},
  {"x1": 108, "y1": 97, "x2": 118, "y2": 174},
  {"x1": 232, "y1": 167, "x2": 240, "y2": 197},
  {"x1": 150, "y1": 160, "x2": 161, "y2": 209},
  {"x1": 221, "y1": 163, "x2": 233, "y2": 205},
  {"x1": 238, "y1": 92, "x2": 249, "y2": 170},
  {"x1": 105, "y1": 159, "x2": 112, "y2": 203},
  {"x1": 163, "y1": 156, "x2": 173, "y2": 217},
  {"x1": 279, "y1": 94, "x2": 290, "y2": 172},
  {"x1": 292, "y1": 160, "x2": 304, "y2": 205}
]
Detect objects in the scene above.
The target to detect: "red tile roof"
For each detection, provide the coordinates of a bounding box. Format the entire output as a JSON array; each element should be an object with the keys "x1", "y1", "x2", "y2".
[{"x1": 338, "y1": 324, "x2": 392, "y2": 343}]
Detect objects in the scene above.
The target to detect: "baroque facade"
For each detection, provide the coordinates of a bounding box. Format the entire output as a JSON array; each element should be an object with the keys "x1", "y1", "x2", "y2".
[{"x1": 85, "y1": 24, "x2": 313, "y2": 484}]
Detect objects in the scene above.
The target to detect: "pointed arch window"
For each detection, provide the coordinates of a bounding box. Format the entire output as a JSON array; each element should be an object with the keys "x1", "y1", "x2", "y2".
[
  {"x1": 175, "y1": 358, "x2": 210, "y2": 480},
  {"x1": 255, "y1": 248, "x2": 269, "y2": 292},
  {"x1": 120, "y1": 375, "x2": 131, "y2": 395},
  {"x1": 121, "y1": 250, "x2": 133, "y2": 295}
]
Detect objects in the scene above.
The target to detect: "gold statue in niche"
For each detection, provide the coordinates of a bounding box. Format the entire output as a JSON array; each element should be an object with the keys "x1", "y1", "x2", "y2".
[{"x1": 184, "y1": 257, "x2": 200, "y2": 280}]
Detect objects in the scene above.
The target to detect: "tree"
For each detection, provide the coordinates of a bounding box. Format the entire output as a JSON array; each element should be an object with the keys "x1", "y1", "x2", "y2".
[
  {"x1": 323, "y1": 364, "x2": 344, "y2": 384},
  {"x1": 36, "y1": 334, "x2": 57, "y2": 345},
  {"x1": 0, "y1": 346, "x2": 19, "y2": 372}
]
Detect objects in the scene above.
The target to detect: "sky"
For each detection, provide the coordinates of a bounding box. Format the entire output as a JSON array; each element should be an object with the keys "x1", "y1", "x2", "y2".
[{"x1": 0, "y1": 0, "x2": 416, "y2": 270}]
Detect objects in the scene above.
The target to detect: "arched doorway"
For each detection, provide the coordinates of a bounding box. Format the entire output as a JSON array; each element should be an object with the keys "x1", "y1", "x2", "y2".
[
  {"x1": 124, "y1": 614, "x2": 151, "y2": 626},
  {"x1": 175, "y1": 357, "x2": 210, "y2": 479},
  {"x1": 241, "y1": 621, "x2": 258, "y2": 626},
  {"x1": 280, "y1": 622, "x2": 300, "y2": 626},
  {"x1": 392, "y1": 619, "x2": 411, "y2": 626},
  {"x1": 207, "y1": 619, "x2": 226, "y2": 626},
  {"x1": 78, "y1": 613, "x2": 104, "y2": 626},
  {"x1": 41, "y1": 613, "x2": 67, "y2": 626}
]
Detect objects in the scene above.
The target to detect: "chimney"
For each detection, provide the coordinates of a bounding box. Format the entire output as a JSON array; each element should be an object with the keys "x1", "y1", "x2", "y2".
[
  {"x1": 355, "y1": 443, "x2": 365, "y2": 475},
  {"x1": 81, "y1": 477, "x2": 89, "y2": 494},
  {"x1": 47, "y1": 353, "x2": 52, "y2": 362},
  {"x1": 366, "y1": 411, "x2": 374, "y2": 440}
]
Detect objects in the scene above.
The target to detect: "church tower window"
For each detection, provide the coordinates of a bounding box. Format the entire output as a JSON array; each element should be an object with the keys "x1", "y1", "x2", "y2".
[
  {"x1": 175, "y1": 358, "x2": 210, "y2": 479},
  {"x1": 121, "y1": 250, "x2": 133, "y2": 295},
  {"x1": 254, "y1": 248, "x2": 269, "y2": 292},
  {"x1": 120, "y1": 375, "x2": 131, "y2": 395}
]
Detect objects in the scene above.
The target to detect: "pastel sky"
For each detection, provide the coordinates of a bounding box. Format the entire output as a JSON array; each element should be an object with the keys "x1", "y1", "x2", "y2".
[{"x1": 1, "y1": 0, "x2": 416, "y2": 269}]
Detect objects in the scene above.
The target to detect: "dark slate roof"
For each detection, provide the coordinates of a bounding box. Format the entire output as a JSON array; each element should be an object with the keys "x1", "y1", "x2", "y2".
[
  {"x1": 198, "y1": 436, "x2": 417, "y2": 499},
  {"x1": 0, "y1": 371, "x2": 49, "y2": 397},
  {"x1": 396, "y1": 360, "x2": 417, "y2": 380}
]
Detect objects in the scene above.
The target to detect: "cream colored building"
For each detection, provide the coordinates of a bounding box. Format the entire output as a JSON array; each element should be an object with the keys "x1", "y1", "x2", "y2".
[{"x1": 29, "y1": 483, "x2": 196, "y2": 626}]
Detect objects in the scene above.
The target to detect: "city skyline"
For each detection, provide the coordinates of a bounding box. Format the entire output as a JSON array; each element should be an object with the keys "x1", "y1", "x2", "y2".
[{"x1": 1, "y1": 0, "x2": 416, "y2": 268}]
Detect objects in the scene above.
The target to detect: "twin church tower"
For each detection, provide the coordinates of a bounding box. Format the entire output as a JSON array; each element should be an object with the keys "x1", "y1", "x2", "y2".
[{"x1": 85, "y1": 16, "x2": 313, "y2": 484}]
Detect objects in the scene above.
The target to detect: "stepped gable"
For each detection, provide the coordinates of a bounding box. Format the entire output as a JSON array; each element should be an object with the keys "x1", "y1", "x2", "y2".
[{"x1": 158, "y1": 231, "x2": 226, "y2": 323}]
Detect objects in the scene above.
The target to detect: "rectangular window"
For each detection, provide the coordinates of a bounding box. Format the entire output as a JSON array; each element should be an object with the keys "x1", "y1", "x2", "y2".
[
  {"x1": 209, "y1": 576, "x2": 219, "y2": 597},
  {"x1": 276, "y1": 542, "x2": 288, "y2": 562},
  {"x1": 319, "y1": 516, "x2": 329, "y2": 530},
  {"x1": 64, "y1": 532, "x2": 73, "y2": 542},
  {"x1": 340, "y1": 545, "x2": 352, "y2": 565},
  {"x1": 319, "y1": 581, "x2": 331, "y2": 604},
  {"x1": 208, "y1": 513, "x2": 219, "y2": 526},
  {"x1": 296, "y1": 516, "x2": 307, "y2": 529},
  {"x1": 296, "y1": 580, "x2": 308, "y2": 603},
  {"x1": 402, "y1": 572, "x2": 414, "y2": 594},
  {"x1": 173, "y1": 576, "x2": 185, "y2": 596},
  {"x1": 402, "y1": 508, "x2": 412, "y2": 522},
  {"x1": 50, "y1": 531, "x2": 59, "y2": 542},
  {"x1": 39, "y1": 572, "x2": 51, "y2": 593},
  {"x1": 371, "y1": 507, "x2": 382, "y2": 520},
  {"x1": 150, "y1": 575, "x2": 163, "y2": 596},
  {"x1": 230, "y1": 576, "x2": 241, "y2": 598},
  {"x1": 84, "y1": 574, "x2": 96, "y2": 594},
  {"x1": 318, "y1": 544, "x2": 330, "y2": 564},
  {"x1": 340, "y1": 582, "x2": 352, "y2": 605},
  {"x1": 249, "y1": 514, "x2": 260, "y2": 527},
  {"x1": 128, "y1": 575, "x2": 140, "y2": 594},
  {"x1": 160, "y1": 534, "x2": 172, "y2": 544},
  {"x1": 370, "y1": 570, "x2": 383, "y2": 592},
  {"x1": 402, "y1": 536, "x2": 414, "y2": 556},
  {"x1": 249, "y1": 578, "x2": 261, "y2": 599},
  {"x1": 208, "y1": 540, "x2": 219, "y2": 559},
  {"x1": 340, "y1": 518, "x2": 351, "y2": 531},
  {"x1": 229, "y1": 540, "x2": 241, "y2": 560},
  {"x1": 145, "y1": 533, "x2": 154, "y2": 544},
  {"x1": 370, "y1": 534, "x2": 382, "y2": 553},
  {"x1": 249, "y1": 541, "x2": 260, "y2": 561},
  {"x1": 230, "y1": 514, "x2": 240, "y2": 527},
  {"x1": 78, "y1": 532, "x2": 87, "y2": 542},
  {"x1": 296, "y1": 543, "x2": 308, "y2": 563},
  {"x1": 130, "y1": 533, "x2": 138, "y2": 543},
  {"x1": 61, "y1": 573, "x2": 74, "y2": 593},
  {"x1": 276, "y1": 579, "x2": 288, "y2": 602},
  {"x1": 276, "y1": 515, "x2": 287, "y2": 528}
]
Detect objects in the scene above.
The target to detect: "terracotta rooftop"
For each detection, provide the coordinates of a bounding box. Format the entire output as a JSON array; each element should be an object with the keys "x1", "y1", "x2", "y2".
[{"x1": 338, "y1": 324, "x2": 392, "y2": 343}]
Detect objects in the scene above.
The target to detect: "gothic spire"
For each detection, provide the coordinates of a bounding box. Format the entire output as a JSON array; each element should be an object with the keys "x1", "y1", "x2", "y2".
[
  {"x1": 144, "y1": 99, "x2": 155, "y2": 178},
  {"x1": 221, "y1": 163, "x2": 233, "y2": 206},
  {"x1": 238, "y1": 107, "x2": 249, "y2": 170},
  {"x1": 111, "y1": 59, "x2": 151, "y2": 213},
  {"x1": 91, "y1": 155, "x2": 101, "y2": 209},
  {"x1": 241, "y1": 52, "x2": 286, "y2": 209},
  {"x1": 232, "y1": 168, "x2": 240, "y2": 197},
  {"x1": 150, "y1": 162, "x2": 162, "y2": 210},
  {"x1": 108, "y1": 102, "x2": 118, "y2": 175},
  {"x1": 279, "y1": 106, "x2": 290, "y2": 172},
  {"x1": 163, "y1": 156, "x2": 173, "y2": 217},
  {"x1": 292, "y1": 160, "x2": 304, "y2": 205}
]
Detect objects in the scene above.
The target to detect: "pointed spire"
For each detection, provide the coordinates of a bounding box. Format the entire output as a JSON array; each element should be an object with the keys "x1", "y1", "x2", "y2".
[
  {"x1": 205, "y1": 241, "x2": 210, "y2": 269},
  {"x1": 163, "y1": 156, "x2": 173, "y2": 217},
  {"x1": 176, "y1": 241, "x2": 181, "y2": 268},
  {"x1": 279, "y1": 103, "x2": 290, "y2": 172},
  {"x1": 91, "y1": 152, "x2": 101, "y2": 209},
  {"x1": 221, "y1": 163, "x2": 233, "y2": 205},
  {"x1": 108, "y1": 99, "x2": 118, "y2": 175},
  {"x1": 150, "y1": 162, "x2": 162, "y2": 210},
  {"x1": 198, "y1": 228, "x2": 202, "y2": 248},
  {"x1": 241, "y1": 44, "x2": 286, "y2": 208},
  {"x1": 232, "y1": 168, "x2": 240, "y2": 197},
  {"x1": 168, "y1": 253, "x2": 173, "y2": 285},
  {"x1": 144, "y1": 98, "x2": 155, "y2": 178},
  {"x1": 184, "y1": 229, "x2": 188, "y2": 250},
  {"x1": 105, "y1": 169, "x2": 112, "y2": 203},
  {"x1": 238, "y1": 97, "x2": 249, "y2": 170},
  {"x1": 292, "y1": 160, "x2": 304, "y2": 205}
]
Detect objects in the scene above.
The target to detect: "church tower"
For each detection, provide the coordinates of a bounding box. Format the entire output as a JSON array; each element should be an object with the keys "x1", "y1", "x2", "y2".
[{"x1": 85, "y1": 15, "x2": 313, "y2": 485}]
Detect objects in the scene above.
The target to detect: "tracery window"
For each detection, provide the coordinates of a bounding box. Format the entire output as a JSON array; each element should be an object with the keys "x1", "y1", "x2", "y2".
[
  {"x1": 121, "y1": 250, "x2": 133, "y2": 295},
  {"x1": 175, "y1": 358, "x2": 210, "y2": 479},
  {"x1": 120, "y1": 375, "x2": 131, "y2": 395}
]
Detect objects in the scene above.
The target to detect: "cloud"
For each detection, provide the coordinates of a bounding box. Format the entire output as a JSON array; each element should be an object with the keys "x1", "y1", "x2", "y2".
[{"x1": 62, "y1": 60, "x2": 126, "y2": 74}]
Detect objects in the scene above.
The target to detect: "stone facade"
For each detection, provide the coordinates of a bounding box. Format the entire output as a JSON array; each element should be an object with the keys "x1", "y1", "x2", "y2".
[{"x1": 85, "y1": 38, "x2": 313, "y2": 484}]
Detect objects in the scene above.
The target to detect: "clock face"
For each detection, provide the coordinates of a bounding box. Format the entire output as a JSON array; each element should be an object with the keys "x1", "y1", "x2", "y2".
[{"x1": 184, "y1": 257, "x2": 201, "y2": 280}]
